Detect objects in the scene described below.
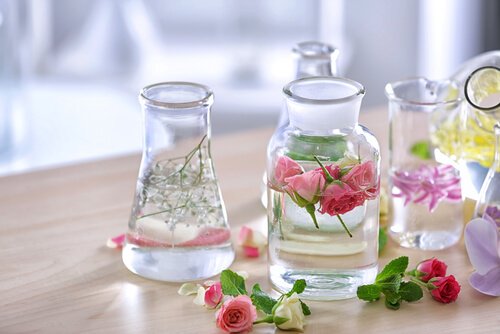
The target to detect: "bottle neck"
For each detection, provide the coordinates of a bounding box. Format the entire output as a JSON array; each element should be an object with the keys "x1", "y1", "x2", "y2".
[{"x1": 295, "y1": 58, "x2": 335, "y2": 79}]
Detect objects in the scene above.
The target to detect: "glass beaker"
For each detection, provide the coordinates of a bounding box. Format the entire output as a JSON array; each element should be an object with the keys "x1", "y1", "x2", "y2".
[
  {"x1": 267, "y1": 77, "x2": 380, "y2": 300},
  {"x1": 386, "y1": 78, "x2": 463, "y2": 250},
  {"x1": 122, "y1": 82, "x2": 234, "y2": 282}
]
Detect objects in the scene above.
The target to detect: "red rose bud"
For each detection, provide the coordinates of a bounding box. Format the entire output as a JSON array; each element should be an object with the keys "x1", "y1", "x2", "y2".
[
  {"x1": 417, "y1": 258, "x2": 448, "y2": 282},
  {"x1": 429, "y1": 275, "x2": 461, "y2": 304}
]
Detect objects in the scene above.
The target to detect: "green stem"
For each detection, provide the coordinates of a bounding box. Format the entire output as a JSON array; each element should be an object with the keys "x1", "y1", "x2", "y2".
[
  {"x1": 253, "y1": 315, "x2": 274, "y2": 325},
  {"x1": 409, "y1": 277, "x2": 428, "y2": 290},
  {"x1": 313, "y1": 155, "x2": 334, "y2": 183},
  {"x1": 306, "y1": 204, "x2": 319, "y2": 229},
  {"x1": 336, "y1": 214, "x2": 352, "y2": 238}
]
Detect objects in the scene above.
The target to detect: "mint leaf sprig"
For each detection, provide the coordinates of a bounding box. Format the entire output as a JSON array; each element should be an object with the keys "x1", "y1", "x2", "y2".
[
  {"x1": 220, "y1": 270, "x2": 311, "y2": 329},
  {"x1": 357, "y1": 256, "x2": 423, "y2": 310}
]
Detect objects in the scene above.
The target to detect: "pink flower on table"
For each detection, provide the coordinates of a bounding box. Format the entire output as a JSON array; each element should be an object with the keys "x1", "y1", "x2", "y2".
[
  {"x1": 204, "y1": 282, "x2": 223, "y2": 308},
  {"x1": 318, "y1": 183, "x2": 365, "y2": 216},
  {"x1": 417, "y1": 258, "x2": 448, "y2": 282},
  {"x1": 215, "y1": 295, "x2": 257, "y2": 333},
  {"x1": 429, "y1": 275, "x2": 461, "y2": 303},
  {"x1": 274, "y1": 156, "x2": 303, "y2": 187},
  {"x1": 341, "y1": 161, "x2": 378, "y2": 199},
  {"x1": 284, "y1": 169, "x2": 326, "y2": 204}
]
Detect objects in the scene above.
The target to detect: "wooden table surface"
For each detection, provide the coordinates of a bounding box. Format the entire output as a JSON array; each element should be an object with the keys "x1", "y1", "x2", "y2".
[{"x1": 1, "y1": 108, "x2": 499, "y2": 334}]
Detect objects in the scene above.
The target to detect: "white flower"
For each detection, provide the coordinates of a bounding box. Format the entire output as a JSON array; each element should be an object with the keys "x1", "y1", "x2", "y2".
[
  {"x1": 273, "y1": 293, "x2": 305, "y2": 331},
  {"x1": 193, "y1": 286, "x2": 207, "y2": 306}
]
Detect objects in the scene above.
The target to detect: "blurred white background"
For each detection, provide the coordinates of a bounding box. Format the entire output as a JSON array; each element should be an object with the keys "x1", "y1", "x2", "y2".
[{"x1": 0, "y1": 0, "x2": 499, "y2": 175}]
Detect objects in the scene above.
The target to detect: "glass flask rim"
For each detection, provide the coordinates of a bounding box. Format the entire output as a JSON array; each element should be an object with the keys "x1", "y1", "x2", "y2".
[
  {"x1": 283, "y1": 76, "x2": 365, "y2": 105},
  {"x1": 140, "y1": 81, "x2": 214, "y2": 109},
  {"x1": 464, "y1": 65, "x2": 500, "y2": 112},
  {"x1": 385, "y1": 77, "x2": 462, "y2": 107},
  {"x1": 292, "y1": 41, "x2": 339, "y2": 59}
]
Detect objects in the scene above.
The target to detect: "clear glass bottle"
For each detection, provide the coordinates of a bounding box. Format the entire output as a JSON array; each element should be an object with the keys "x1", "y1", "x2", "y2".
[
  {"x1": 122, "y1": 82, "x2": 234, "y2": 282},
  {"x1": 267, "y1": 77, "x2": 380, "y2": 300},
  {"x1": 386, "y1": 78, "x2": 463, "y2": 250},
  {"x1": 262, "y1": 41, "x2": 339, "y2": 207},
  {"x1": 474, "y1": 124, "x2": 500, "y2": 225}
]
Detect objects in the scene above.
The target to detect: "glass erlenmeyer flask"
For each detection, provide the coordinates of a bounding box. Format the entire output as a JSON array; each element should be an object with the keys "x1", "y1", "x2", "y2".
[
  {"x1": 474, "y1": 124, "x2": 500, "y2": 225},
  {"x1": 262, "y1": 41, "x2": 339, "y2": 207},
  {"x1": 122, "y1": 82, "x2": 234, "y2": 282}
]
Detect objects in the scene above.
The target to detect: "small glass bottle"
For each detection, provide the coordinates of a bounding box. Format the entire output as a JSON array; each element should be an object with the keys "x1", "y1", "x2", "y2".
[
  {"x1": 474, "y1": 124, "x2": 500, "y2": 225},
  {"x1": 267, "y1": 77, "x2": 380, "y2": 300},
  {"x1": 386, "y1": 78, "x2": 463, "y2": 250},
  {"x1": 262, "y1": 41, "x2": 339, "y2": 207},
  {"x1": 123, "y1": 82, "x2": 234, "y2": 282}
]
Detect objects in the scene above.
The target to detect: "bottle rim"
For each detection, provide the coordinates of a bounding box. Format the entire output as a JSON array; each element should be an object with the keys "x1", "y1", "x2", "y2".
[
  {"x1": 292, "y1": 41, "x2": 339, "y2": 59},
  {"x1": 283, "y1": 76, "x2": 365, "y2": 105},
  {"x1": 385, "y1": 77, "x2": 461, "y2": 107},
  {"x1": 464, "y1": 66, "x2": 500, "y2": 111},
  {"x1": 140, "y1": 82, "x2": 213, "y2": 109}
]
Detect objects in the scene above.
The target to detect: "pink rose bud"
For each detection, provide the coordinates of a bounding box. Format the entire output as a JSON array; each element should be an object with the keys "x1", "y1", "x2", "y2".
[
  {"x1": 429, "y1": 275, "x2": 461, "y2": 304},
  {"x1": 284, "y1": 169, "x2": 325, "y2": 204},
  {"x1": 204, "y1": 282, "x2": 223, "y2": 308},
  {"x1": 274, "y1": 156, "x2": 303, "y2": 187},
  {"x1": 216, "y1": 295, "x2": 257, "y2": 333},
  {"x1": 417, "y1": 258, "x2": 448, "y2": 282}
]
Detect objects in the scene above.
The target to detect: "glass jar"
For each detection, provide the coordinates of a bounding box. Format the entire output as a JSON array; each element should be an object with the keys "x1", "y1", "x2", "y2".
[
  {"x1": 262, "y1": 41, "x2": 339, "y2": 207},
  {"x1": 386, "y1": 78, "x2": 463, "y2": 250},
  {"x1": 474, "y1": 124, "x2": 500, "y2": 224},
  {"x1": 267, "y1": 77, "x2": 380, "y2": 300},
  {"x1": 122, "y1": 82, "x2": 234, "y2": 282}
]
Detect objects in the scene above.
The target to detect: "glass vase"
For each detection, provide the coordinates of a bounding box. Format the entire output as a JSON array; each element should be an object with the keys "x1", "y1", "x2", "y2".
[
  {"x1": 460, "y1": 66, "x2": 500, "y2": 221},
  {"x1": 386, "y1": 78, "x2": 463, "y2": 250},
  {"x1": 267, "y1": 77, "x2": 380, "y2": 300},
  {"x1": 122, "y1": 82, "x2": 234, "y2": 282}
]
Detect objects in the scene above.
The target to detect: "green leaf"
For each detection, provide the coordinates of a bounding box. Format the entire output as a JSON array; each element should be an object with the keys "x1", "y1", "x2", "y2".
[
  {"x1": 384, "y1": 297, "x2": 401, "y2": 310},
  {"x1": 377, "y1": 274, "x2": 402, "y2": 293},
  {"x1": 399, "y1": 281, "x2": 424, "y2": 302},
  {"x1": 383, "y1": 290, "x2": 401, "y2": 304},
  {"x1": 300, "y1": 299, "x2": 311, "y2": 316},
  {"x1": 378, "y1": 227, "x2": 388, "y2": 254},
  {"x1": 273, "y1": 316, "x2": 289, "y2": 326},
  {"x1": 250, "y1": 284, "x2": 277, "y2": 315},
  {"x1": 286, "y1": 134, "x2": 347, "y2": 162},
  {"x1": 410, "y1": 140, "x2": 432, "y2": 160},
  {"x1": 286, "y1": 279, "x2": 306, "y2": 297},
  {"x1": 220, "y1": 270, "x2": 247, "y2": 296},
  {"x1": 357, "y1": 284, "x2": 381, "y2": 302},
  {"x1": 376, "y1": 256, "x2": 409, "y2": 283}
]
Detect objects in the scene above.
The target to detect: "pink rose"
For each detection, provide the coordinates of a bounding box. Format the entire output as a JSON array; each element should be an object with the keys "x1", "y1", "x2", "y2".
[
  {"x1": 341, "y1": 161, "x2": 377, "y2": 198},
  {"x1": 284, "y1": 169, "x2": 325, "y2": 204},
  {"x1": 274, "y1": 156, "x2": 303, "y2": 187},
  {"x1": 204, "y1": 282, "x2": 223, "y2": 308},
  {"x1": 429, "y1": 275, "x2": 461, "y2": 303},
  {"x1": 319, "y1": 183, "x2": 365, "y2": 216},
  {"x1": 215, "y1": 295, "x2": 257, "y2": 333},
  {"x1": 417, "y1": 258, "x2": 448, "y2": 282}
]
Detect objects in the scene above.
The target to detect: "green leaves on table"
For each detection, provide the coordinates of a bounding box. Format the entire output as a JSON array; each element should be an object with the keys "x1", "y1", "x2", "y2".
[
  {"x1": 357, "y1": 256, "x2": 423, "y2": 310},
  {"x1": 220, "y1": 270, "x2": 247, "y2": 296}
]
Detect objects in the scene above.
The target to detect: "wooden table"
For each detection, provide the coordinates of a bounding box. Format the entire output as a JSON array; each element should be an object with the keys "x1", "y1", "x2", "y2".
[{"x1": 1, "y1": 108, "x2": 498, "y2": 333}]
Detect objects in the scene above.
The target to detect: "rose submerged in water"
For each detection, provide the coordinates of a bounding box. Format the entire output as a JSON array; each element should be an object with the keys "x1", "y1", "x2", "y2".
[
  {"x1": 318, "y1": 183, "x2": 366, "y2": 216},
  {"x1": 274, "y1": 156, "x2": 303, "y2": 187},
  {"x1": 284, "y1": 169, "x2": 326, "y2": 204}
]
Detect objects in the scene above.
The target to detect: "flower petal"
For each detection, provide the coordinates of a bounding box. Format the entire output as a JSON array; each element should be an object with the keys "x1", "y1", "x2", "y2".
[
  {"x1": 177, "y1": 283, "x2": 200, "y2": 296},
  {"x1": 193, "y1": 286, "x2": 206, "y2": 306},
  {"x1": 464, "y1": 218, "x2": 500, "y2": 275},
  {"x1": 469, "y1": 267, "x2": 500, "y2": 296},
  {"x1": 106, "y1": 233, "x2": 125, "y2": 249}
]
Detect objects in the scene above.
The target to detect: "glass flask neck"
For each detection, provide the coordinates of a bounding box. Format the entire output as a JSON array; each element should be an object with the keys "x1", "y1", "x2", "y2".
[
  {"x1": 293, "y1": 41, "x2": 339, "y2": 78},
  {"x1": 283, "y1": 76, "x2": 364, "y2": 133}
]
